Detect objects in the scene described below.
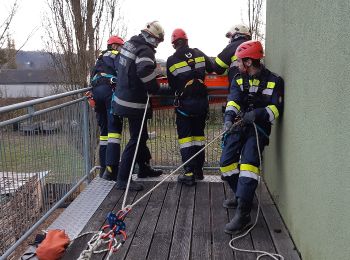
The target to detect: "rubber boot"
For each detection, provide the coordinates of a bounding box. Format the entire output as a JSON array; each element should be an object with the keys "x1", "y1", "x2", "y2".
[
  {"x1": 116, "y1": 180, "x2": 144, "y2": 191},
  {"x1": 223, "y1": 196, "x2": 238, "y2": 209},
  {"x1": 138, "y1": 163, "x2": 163, "y2": 178},
  {"x1": 101, "y1": 166, "x2": 118, "y2": 181},
  {"x1": 177, "y1": 172, "x2": 196, "y2": 186},
  {"x1": 224, "y1": 198, "x2": 252, "y2": 235},
  {"x1": 194, "y1": 168, "x2": 204, "y2": 180}
]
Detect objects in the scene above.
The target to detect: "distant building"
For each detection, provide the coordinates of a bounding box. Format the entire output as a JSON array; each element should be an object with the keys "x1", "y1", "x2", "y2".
[{"x1": 0, "y1": 69, "x2": 65, "y2": 98}]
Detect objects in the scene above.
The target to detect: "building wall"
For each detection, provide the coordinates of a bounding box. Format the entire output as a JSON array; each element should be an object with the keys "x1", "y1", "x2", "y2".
[{"x1": 264, "y1": 1, "x2": 350, "y2": 259}]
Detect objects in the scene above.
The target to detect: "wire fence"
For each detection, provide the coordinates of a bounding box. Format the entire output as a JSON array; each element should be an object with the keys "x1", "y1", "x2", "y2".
[
  {"x1": 0, "y1": 88, "x2": 226, "y2": 257},
  {"x1": 0, "y1": 89, "x2": 97, "y2": 257}
]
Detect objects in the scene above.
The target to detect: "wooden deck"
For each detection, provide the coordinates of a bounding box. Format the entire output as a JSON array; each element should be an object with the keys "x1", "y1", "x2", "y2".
[{"x1": 63, "y1": 181, "x2": 301, "y2": 260}]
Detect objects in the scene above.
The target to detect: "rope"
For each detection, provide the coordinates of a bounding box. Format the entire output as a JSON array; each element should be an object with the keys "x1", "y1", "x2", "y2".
[
  {"x1": 75, "y1": 231, "x2": 109, "y2": 260},
  {"x1": 124, "y1": 123, "x2": 240, "y2": 210},
  {"x1": 75, "y1": 226, "x2": 126, "y2": 260},
  {"x1": 122, "y1": 95, "x2": 150, "y2": 209},
  {"x1": 228, "y1": 122, "x2": 284, "y2": 260}
]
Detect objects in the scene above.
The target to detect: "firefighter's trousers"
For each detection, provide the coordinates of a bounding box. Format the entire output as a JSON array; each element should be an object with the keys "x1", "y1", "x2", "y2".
[
  {"x1": 93, "y1": 85, "x2": 122, "y2": 172},
  {"x1": 220, "y1": 126, "x2": 268, "y2": 203},
  {"x1": 176, "y1": 111, "x2": 207, "y2": 175},
  {"x1": 117, "y1": 117, "x2": 152, "y2": 182}
]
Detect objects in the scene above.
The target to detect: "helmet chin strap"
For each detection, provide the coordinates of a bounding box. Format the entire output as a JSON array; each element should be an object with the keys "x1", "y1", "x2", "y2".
[{"x1": 141, "y1": 31, "x2": 159, "y2": 48}]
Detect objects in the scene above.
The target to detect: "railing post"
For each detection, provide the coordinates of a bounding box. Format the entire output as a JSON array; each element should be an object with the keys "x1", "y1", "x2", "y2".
[{"x1": 82, "y1": 97, "x2": 91, "y2": 183}]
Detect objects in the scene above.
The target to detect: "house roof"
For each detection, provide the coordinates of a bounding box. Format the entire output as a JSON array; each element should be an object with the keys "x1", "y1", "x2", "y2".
[{"x1": 0, "y1": 69, "x2": 63, "y2": 84}]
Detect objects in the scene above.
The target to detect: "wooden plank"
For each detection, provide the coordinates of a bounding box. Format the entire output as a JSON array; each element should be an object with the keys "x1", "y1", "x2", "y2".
[
  {"x1": 250, "y1": 196, "x2": 276, "y2": 254},
  {"x1": 168, "y1": 184, "x2": 195, "y2": 260},
  {"x1": 105, "y1": 182, "x2": 155, "y2": 260},
  {"x1": 191, "y1": 182, "x2": 211, "y2": 260},
  {"x1": 224, "y1": 182, "x2": 255, "y2": 260},
  {"x1": 62, "y1": 186, "x2": 125, "y2": 260},
  {"x1": 211, "y1": 182, "x2": 235, "y2": 260},
  {"x1": 259, "y1": 182, "x2": 301, "y2": 260},
  {"x1": 147, "y1": 182, "x2": 182, "y2": 260},
  {"x1": 126, "y1": 182, "x2": 169, "y2": 260}
]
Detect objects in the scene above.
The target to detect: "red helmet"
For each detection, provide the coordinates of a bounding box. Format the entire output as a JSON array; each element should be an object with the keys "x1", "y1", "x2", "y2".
[
  {"x1": 171, "y1": 28, "x2": 188, "y2": 44},
  {"x1": 107, "y1": 35, "x2": 124, "y2": 45},
  {"x1": 235, "y1": 40, "x2": 264, "y2": 59}
]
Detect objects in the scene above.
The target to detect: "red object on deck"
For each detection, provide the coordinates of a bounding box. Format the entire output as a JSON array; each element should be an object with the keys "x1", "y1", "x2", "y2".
[{"x1": 153, "y1": 74, "x2": 229, "y2": 110}]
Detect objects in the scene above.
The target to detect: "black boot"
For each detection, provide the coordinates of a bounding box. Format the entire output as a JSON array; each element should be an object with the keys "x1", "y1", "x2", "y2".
[
  {"x1": 138, "y1": 163, "x2": 163, "y2": 178},
  {"x1": 223, "y1": 196, "x2": 238, "y2": 209},
  {"x1": 101, "y1": 166, "x2": 118, "y2": 181},
  {"x1": 194, "y1": 168, "x2": 204, "y2": 180},
  {"x1": 224, "y1": 198, "x2": 251, "y2": 235},
  {"x1": 177, "y1": 172, "x2": 196, "y2": 186}
]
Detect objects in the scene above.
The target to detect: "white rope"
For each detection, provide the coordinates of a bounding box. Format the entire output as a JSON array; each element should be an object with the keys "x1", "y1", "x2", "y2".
[
  {"x1": 122, "y1": 95, "x2": 150, "y2": 209},
  {"x1": 76, "y1": 231, "x2": 109, "y2": 260},
  {"x1": 75, "y1": 230, "x2": 122, "y2": 260},
  {"x1": 228, "y1": 122, "x2": 284, "y2": 260},
  {"x1": 124, "y1": 128, "x2": 229, "y2": 210}
]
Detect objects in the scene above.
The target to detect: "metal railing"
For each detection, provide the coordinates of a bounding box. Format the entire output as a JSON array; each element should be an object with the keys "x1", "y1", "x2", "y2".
[
  {"x1": 0, "y1": 88, "x2": 97, "y2": 258},
  {"x1": 0, "y1": 89, "x2": 226, "y2": 258}
]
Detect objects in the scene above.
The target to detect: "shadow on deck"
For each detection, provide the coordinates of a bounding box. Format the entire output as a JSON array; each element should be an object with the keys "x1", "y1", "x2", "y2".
[{"x1": 56, "y1": 177, "x2": 300, "y2": 260}]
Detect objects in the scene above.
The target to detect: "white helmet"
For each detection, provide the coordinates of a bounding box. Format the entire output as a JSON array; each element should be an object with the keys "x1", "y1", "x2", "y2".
[
  {"x1": 226, "y1": 24, "x2": 251, "y2": 38},
  {"x1": 142, "y1": 21, "x2": 165, "y2": 42}
]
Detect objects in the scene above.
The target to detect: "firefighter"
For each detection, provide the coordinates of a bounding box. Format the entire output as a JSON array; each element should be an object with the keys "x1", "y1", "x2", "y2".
[
  {"x1": 221, "y1": 40, "x2": 284, "y2": 234},
  {"x1": 112, "y1": 21, "x2": 164, "y2": 191},
  {"x1": 90, "y1": 35, "x2": 124, "y2": 180},
  {"x1": 213, "y1": 24, "x2": 251, "y2": 84},
  {"x1": 166, "y1": 28, "x2": 213, "y2": 186}
]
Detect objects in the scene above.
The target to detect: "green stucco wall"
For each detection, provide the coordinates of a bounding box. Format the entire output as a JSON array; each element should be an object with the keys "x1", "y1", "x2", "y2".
[{"x1": 264, "y1": 1, "x2": 350, "y2": 259}]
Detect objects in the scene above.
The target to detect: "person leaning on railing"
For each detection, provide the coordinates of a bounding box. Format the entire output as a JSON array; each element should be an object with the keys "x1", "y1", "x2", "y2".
[{"x1": 90, "y1": 35, "x2": 124, "y2": 181}]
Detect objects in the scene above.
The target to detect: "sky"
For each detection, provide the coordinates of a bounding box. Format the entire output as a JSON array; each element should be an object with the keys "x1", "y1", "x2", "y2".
[{"x1": 1, "y1": 0, "x2": 265, "y2": 60}]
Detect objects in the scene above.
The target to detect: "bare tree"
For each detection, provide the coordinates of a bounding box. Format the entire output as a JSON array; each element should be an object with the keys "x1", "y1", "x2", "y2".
[
  {"x1": 44, "y1": 0, "x2": 127, "y2": 91},
  {"x1": 0, "y1": 0, "x2": 18, "y2": 48},
  {"x1": 0, "y1": 0, "x2": 18, "y2": 67},
  {"x1": 247, "y1": 0, "x2": 265, "y2": 41}
]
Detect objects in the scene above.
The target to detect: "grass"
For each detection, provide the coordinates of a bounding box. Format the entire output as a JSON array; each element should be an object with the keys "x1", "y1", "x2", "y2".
[{"x1": 0, "y1": 131, "x2": 85, "y2": 184}]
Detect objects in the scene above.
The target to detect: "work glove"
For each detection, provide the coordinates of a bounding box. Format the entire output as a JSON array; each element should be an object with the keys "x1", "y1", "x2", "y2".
[
  {"x1": 242, "y1": 110, "x2": 256, "y2": 124},
  {"x1": 223, "y1": 121, "x2": 233, "y2": 133}
]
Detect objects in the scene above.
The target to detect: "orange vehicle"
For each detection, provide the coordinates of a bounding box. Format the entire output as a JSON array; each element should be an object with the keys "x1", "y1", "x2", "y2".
[{"x1": 153, "y1": 74, "x2": 229, "y2": 110}]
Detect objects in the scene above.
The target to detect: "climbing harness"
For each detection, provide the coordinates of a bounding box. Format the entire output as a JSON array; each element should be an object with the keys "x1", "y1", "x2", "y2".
[{"x1": 228, "y1": 122, "x2": 284, "y2": 260}]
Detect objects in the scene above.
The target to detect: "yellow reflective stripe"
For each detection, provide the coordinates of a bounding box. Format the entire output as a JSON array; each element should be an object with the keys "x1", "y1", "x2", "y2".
[
  {"x1": 226, "y1": 101, "x2": 241, "y2": 111},
  {"x1": 267, "y1": 105, "x2": 279, "y2": 119},
  {"x1": 231, "y1": 55, "x2": 237, "y2": 62},
  {"x1": 195, "y1": 56, "x2": 205, "y2": 63},
  {"x1": 179, "y1": 136, "x2": 193, "y2": 144},
  {"x1": 111, "y1": 50, "x2": 119, "y2": 55},
  {"x1": 240, "y1": 164, "x2": 260, "y2": 174},
  {"x1": 236, "y1": 78, "x2": 243, "y2": 85},
  {"x1": 215, "y1": 57, "x2": 229, "y2": 69},
  {"x1": 267, "y1": 82, "x2": 276, "y2": 89},
  {"x1": 108, "y1": 133, "x2": 121, "y2": 139},
  {"x1": 193, "y1": 136, "x2": 205, "y2": 141},
  {"x1": 220, "y1": 162, "x2": 239, "y2": 173},
  {"x1": 99, "y1": 136, "x2": 108, "y2": 141},
  {"x1": 249, "y1": 79, "x2": 260, "y2": 86},
  {"x1": 169, "y1": 61, "x2": 188, "y2": 72}
]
